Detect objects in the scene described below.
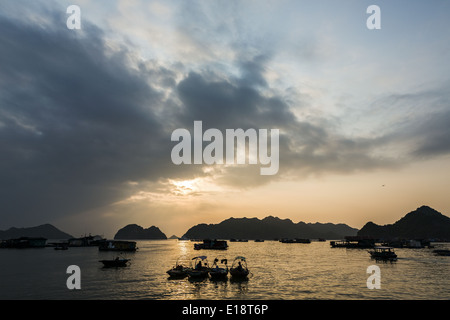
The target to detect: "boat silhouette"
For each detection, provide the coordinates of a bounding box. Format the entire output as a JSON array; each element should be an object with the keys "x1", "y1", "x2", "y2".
[{"x1": 99, "y1": 257, "x2": 130, "y2": 268}]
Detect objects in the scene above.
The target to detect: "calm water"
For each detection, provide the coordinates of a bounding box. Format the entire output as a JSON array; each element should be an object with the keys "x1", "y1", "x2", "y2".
[{"x1": 0, "y1": 240, "x2": 449, "y2": 300}]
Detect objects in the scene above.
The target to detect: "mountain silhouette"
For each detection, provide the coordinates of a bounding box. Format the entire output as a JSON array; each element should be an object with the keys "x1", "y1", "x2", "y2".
[
  {"x1": 358, "y1": 205, "x2": 450, "y2": 240},
  {"x1": 0, "y1": 224, "x2": 73, "y2": 240},
  {"x1": 182, "y1": 216, "x2": 358, "y2": 240},
  {"x1": 114, "y1": 224, "x2": 167, "y2": 240}
]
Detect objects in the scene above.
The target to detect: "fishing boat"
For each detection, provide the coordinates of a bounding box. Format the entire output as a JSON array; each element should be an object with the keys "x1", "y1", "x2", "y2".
[
  {"x1": 209, "y1": 257, "x2": 228, "y2": 280},
  {"x1": 280, "y1": 238, "x2": 311, "y2": 244},
  {"x1": 194, "y1": 239, "x2": 228, "y2": 250},
  {"x1": 433, "y1": 249, "x2": 450, "y2": 256},
  {"x1": 229, "y1": 256, "x2": 250, "y2": 279},
  {"x1": 368, "y1": 246, "x2": 397, "y2": 261},
  {"x1": 54, "y1": 244, "x2": 68, "y2": 250},
  {"x1": 99, "y1": 257, "x2": 130, "y2": 267},
  {"x1": 187, "y1": 256, "x2": 210, "y2": 279},
  {"x1": 166, "y1": 256, "x2": 190, "y2": 278}
]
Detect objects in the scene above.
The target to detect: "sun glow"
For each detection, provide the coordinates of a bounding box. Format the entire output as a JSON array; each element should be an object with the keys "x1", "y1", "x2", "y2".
[{"x1": 170, "y1": 179, "x2": 199, "y2": 196}]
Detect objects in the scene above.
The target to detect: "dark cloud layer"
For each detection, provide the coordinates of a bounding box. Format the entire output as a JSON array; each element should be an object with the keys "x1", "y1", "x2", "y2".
[
  {"x1": 1, "y1": 7, "x2": 449, "y2": 228},
  {"x1": 0, "y1": 13, "x2": 184, "y2": 226},
  {"x1": 412, "y1": 110, "x2": 450, "y2": 158}
]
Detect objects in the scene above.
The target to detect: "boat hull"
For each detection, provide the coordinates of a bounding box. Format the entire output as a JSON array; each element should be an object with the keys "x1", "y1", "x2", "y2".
[
  {"x1": 368, "y1": 247, "x2": 397, "y2": 261},
  {"x1": 370, "y1": 253, "x2": 397, "y2": 260},
  {"x1": 99, "y1": 259, "x2": 130, "y2": 267},
  {"x1": 230, "y1": 269, "x2": 249, "y2": 278},
  {"x1": 209, "y1": 268, "x2": 228, "y2": 280},
  {"x1": 167, "y1": 268, "x2": 189, "y2": 278},
  {"x1": 187, "y1": 269, "x2": 210, "y2": 278}
]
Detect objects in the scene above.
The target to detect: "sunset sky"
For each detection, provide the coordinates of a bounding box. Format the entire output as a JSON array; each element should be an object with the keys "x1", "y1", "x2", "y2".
[{"x1": 1, "y1": 0, "x2": 450, "y2": 238}]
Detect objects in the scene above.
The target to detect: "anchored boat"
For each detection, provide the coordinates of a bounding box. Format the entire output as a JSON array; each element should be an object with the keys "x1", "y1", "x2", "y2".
[
  {"x1": 99, "y1": 257, "x2": 130, "y2": 268},
  {"x1": 98, "y1": 240, "x2": 137, "y2": 252},
  {"x1": 167, "y1": 256, "x2": 190, "y2": 278},
  {"x1": 187, "y1": 256, "x2": 210, "y2": 279},
  {"x1": 433, "y1": 249, "x2": 450, "y2": 256},
  {"x1": 331, "y1": 236, "x2": 376, "y2": 248},
  {"x1": 194, "y1": 239, "x2": 228, "y2": 250},
  {"x1": 229, "y1": 256, "x2": 250, "y2": 279},
  {"x1": 209, "y1": 257, "x2": 228, "y2": 280},
  {"x1": 54, "y1": 243, "x2": 69, "y2": 250},
  {"x1": 280, "y1": 238, "x2": 311, "y2": 244},
  {"x1": 368, "y1": 246, "x2": 397, "y2": 261}
]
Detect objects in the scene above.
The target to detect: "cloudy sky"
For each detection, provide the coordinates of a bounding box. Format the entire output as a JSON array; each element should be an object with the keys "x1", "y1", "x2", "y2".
[{"x1": 1, "y1": 0, "x2": 450, "y2": 238}]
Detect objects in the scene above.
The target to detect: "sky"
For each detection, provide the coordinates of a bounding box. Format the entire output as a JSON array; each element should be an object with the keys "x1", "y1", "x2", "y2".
[{"x1": 1, "y1": 0, "x2": 450, "y2": 238}]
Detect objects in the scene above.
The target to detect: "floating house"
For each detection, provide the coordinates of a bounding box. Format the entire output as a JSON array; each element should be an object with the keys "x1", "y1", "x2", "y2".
[
  {"x1": 330, "y1": 236, "x2": 377, "y2": 248},
  {"x1": 98, "y1": 240, "x2": 137, "y2": 251},
  {"x1": 280, "y1": 238, "x2": 311, "y2": 244},
  {"x1": 0, "y1": 237, "x2": 47, "y2": 248},
  {"x1": 68, "y1": 234, "x2": 105, "y2": 247},
  {"x1": 194, "y1": 239, "x2": 228, "y2": 250}
]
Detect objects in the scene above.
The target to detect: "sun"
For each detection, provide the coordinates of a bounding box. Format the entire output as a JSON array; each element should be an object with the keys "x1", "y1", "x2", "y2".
[{"x1": 170, "y1": 179, "x2": 199, "y2": 196}]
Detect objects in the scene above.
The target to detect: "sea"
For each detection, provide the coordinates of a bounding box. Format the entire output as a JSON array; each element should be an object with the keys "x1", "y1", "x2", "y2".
[{"x1": 0, "y1": 240, "x2": 449, "y2": 300}]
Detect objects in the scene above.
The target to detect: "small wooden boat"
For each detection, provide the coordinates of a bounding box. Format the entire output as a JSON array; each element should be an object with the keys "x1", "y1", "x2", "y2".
[
  {"x1": 167, "y1": 265, "x2": 190, "y2": 278},
  {"x1": 368, "y1": 246, "x2": 397, "y2": 261},
  {"x1": 166, "y1": 257, "x2": 190, "y2": 278},
  {"x1": 209, "y1": 258, "x2": 228, "y2": 280},
  {"x1": 187, "y1": 256, "x2": 210, "y2": 279},
  {"x1": 433, "y1": 249, "x2": 450, "y2": 256},
  {"x1": 99, "y1": 257, "x2": 130, "y2": 268},
  {"x1": 229, "y1": 256, "x2": 250, "y2": 279}
]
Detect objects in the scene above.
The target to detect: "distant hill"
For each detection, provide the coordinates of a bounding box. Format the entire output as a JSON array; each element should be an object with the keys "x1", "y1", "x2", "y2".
[
  {"x1": 114, "y1": 224, "x2": 167, "y2": 240},
  {"x1": 0, "y1": 224, "x2": 73, "y2": 240},
  {"x1": 358, "y1": 206, "x2": 450, "y2": 240},
  {"x1": 182, "y1": 216, "x2": 358, "y2": 240},
  {"x1": 168, "y1": 235, "x2": 179, "y2": 239}
]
